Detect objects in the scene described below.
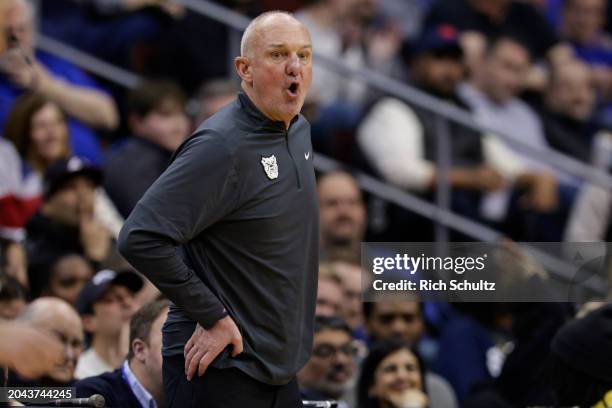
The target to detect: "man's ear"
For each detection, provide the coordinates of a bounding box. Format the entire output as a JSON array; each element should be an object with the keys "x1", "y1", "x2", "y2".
[
  {"x1": 235, "y1": 56, "x2": 252, "y2": 84},
  {"x1": 131, "y1": 338, "x2": 148, "y2": 363}
]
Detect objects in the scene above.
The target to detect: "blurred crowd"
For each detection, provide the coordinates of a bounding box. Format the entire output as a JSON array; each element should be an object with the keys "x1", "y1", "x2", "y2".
[{"x1": 1, "y1": 0, "x2": 612, "y2": 407}]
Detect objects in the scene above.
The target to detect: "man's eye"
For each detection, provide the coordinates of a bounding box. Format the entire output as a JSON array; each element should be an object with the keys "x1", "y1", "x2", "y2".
[
  {"x1": 271, "y1": 51, "x2": 282, "y2": 59},
  {"x1": 299, "y1": 53, "x2": 310, "y2": 61}
]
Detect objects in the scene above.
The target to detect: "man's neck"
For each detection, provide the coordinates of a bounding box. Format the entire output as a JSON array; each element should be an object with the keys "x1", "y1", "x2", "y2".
[
  {"x1": 92, "y1": 333, "x2": 123, "y2": 369},
  {"x1": 242, "y1": 84, "x2": 291, "y2": 129},
  {"x1": 129, "y1": 360, "x2": 164, "y2": 408}
]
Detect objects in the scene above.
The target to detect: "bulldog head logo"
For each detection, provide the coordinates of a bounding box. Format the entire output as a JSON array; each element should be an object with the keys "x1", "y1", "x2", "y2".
[{"x1": 261, "y1": 155, "x2": 279, "y2": 180}]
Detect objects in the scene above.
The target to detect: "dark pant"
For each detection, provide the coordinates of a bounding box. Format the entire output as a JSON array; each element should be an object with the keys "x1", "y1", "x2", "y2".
[{"x1": 162, "y1": 354, "x2": 303, "y2": 408}]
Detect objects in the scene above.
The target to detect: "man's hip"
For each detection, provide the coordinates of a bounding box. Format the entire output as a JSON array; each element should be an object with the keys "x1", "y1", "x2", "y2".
[{"x1": 162, "y1": 354, "x2": 303, "y2": 408}]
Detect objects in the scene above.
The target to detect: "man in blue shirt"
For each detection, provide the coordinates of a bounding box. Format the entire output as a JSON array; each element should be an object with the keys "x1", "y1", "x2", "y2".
[{"x1": 0, "y1": 0, "x2": 118, "y2": 165}]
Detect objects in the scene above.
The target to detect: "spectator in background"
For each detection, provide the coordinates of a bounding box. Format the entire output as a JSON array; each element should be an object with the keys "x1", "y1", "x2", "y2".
[
  {"x1": 150, "y1": 0, "x2": 260, "y2": 93},
  {"x1": 104, "y1": 80, "x2": 190, "y2": 218},
  {"x1": 540, "y1": 60, "x2": 597, "y2": 163},
  {"x1": 41, "y1": 253, "x2": 93, "y2": 306},
  {"x1": 459, "y1": 36, "x2": 576, "y2": 240},
  {"x1": 0, "y1": 273, "x2": 27, "y2": 319},
  {"x1": 76, "y1": 299, "x2": 169, "y2": 408},
  {"x1": 433, "y1": 303, "x2": 514, "y2": 404},
  {"x1": 564, "y1": 182, "x2": 612, "y2": 241},
  {"x1": 363, "y1": 301, "x2": 424, "y2": 346},
  {"x1": 0, "y1": 317, "x2": 64, "y2": 380},
  {"x1": 25, "y1": 157, "x2": 118, "y2": 297},
  {"x1": 358, "y1": 25, "x2": 503, "y2": 239},
  {"x1": 363, "y1": 301, "x2": 458, "y2": 408},
  {"x1": 550, "y1": 303, "x2": 612, "y2": 407},
  {"x1": 40, "y1": 0, "x2": 184, "y2": 68},
  {"x1": 298, "y1": 316, "x2": 357, "y2": 408},
  {"x1": 9, "y1": 297, "x2": 84, "y2": 387},
  {"x1": 0, "y1": 0, "x2": 118, "y2": 164},
  {"x1": 328, "y1": 252, "x2": 364, "y2": 334},
  {"x1": 318, "y1": 171, "x2": 366, "y2": 257},
  {"x1": 0, "y1": 138, "x2": 29, "y2": 242},
  {"x1": 75, "y1": 269, "x2": 143, "y2": 379},
  {"x1": 295, "y1": 0, "x2": 378, "y2": 155},
  {"x1": 295, "y1": 0, "x2": 367, "y2": 109},
  {"x1": 424, "y1": 0, "x2": 572, "y2": 88},
  {"x1": 192, "y1": 78, "x2": 238, "y2": 127},
  {"x1": 0, "y1": 238, "x2": 27, "y2": 288},
  {"x1": 561, "y1": 0, "x2": 612, "y2": 99},
  {"x1": 3, "y1": 93, "x2": 124, "y2": 237},
  {"x1": 358, "y1": 340, "x2": 428, "y2": 408},
  {"x1": 316, "y1": 262, "x2": 345, "y2": 318}
]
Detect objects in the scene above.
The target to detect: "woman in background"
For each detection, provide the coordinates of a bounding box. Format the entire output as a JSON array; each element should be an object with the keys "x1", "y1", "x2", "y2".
[
  {"x1": 3, "y1": 92, "x2": 122, "y2": 237},
  {"x1": 358, "y1": 340, "x2": 429, "y2": 408}
]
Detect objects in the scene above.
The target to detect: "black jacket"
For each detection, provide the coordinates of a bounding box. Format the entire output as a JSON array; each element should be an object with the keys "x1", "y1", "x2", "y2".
[{"x1": 118, "y1": 92, "x2": 319, "y2": 385}]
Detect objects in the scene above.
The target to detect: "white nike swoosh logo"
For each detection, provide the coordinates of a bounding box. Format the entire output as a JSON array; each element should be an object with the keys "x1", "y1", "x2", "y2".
[{"x1": 305, "y1": 152, "x2": 310, "y2": 160}]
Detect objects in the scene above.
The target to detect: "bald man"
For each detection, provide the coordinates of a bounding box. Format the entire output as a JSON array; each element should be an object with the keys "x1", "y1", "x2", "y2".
[
  {"x1": 10, "y1": 297, "x2": 84, "y2": 386},
  {"x1": 119, "y1": 11, "x2": 317, "y2": 408}
]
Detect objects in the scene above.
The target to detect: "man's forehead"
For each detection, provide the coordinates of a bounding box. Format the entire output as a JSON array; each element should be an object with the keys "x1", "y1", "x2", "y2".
[
  {"x1": 316, "y1": 329, "x2": 351, "y2": 342},
  {"x1": 257, "y1": 19, "x2": 311, "y2": 47}
]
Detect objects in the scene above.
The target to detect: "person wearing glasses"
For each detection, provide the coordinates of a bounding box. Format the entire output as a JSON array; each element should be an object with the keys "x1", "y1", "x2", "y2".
[
  {"x1": 6, "y1": 297, "x2": 84, "y2": 387},
  {"x1": 298, "y1": 316, "x2": 357, "y2": 408}
]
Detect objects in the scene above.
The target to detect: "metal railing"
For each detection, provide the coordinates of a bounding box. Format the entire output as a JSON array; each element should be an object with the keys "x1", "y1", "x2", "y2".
[{"x1": 34, "y1": 1, "x2": 611, "y2": 294}]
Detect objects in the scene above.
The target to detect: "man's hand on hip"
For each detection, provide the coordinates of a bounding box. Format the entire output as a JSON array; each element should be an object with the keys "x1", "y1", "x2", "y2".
[{"x1": 184, "y1": 316, "x2": 243, "y2": 380}]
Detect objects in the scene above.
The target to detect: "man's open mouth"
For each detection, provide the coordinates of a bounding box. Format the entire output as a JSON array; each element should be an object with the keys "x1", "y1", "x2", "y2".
[{"x1": 287, "y1": 82, "x2": 299, "y2": 97}]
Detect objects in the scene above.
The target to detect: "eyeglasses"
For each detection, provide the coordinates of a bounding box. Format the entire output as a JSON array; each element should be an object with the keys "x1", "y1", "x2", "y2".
[{"x1": 312, "y1": 342, "x2": 358, "y2": 359}]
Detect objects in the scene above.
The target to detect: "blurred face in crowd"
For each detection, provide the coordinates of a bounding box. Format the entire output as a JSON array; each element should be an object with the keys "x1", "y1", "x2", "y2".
[
  {"x1": 370, "y1": 348, "x2": 423, "y2": 403},
  {"x1": 133, "y1": 307, "x2": 168, "y2": 398},
  {"x1": 563, "y1": 0, "x2": 606, "y2": 45},
  {"x1": 29, "y1": 102, "x2": 69, "y2": 166},
  {"x1": 477, "y1": 39, "x2": 531, "y2": 104},
  {"x1": 332, "y1": 261, "x2": 363, "y2": 330},
  {"x1": 83, "y1": 285, "x2": 136, "y2": 338},
  {"x1": 27, "y1": 298, "x2": 84, "y2": 382},
  {"x1": 298, "y1": 328, "x2": 356, "y2": 398},
  {"x1": 4, "y1": 0, "x2": 35, "y2": 53},
  {"x1": 411, "y1": 51, "x2": 465, "y2": 98},
  {"x1": 316, "y1": 276, "x2": 344, "y2": 317},
  {"x1": 366, "y1": 301, "x2": 424, "y2": 345},
  {"x1": 43, "y1": 176, "x2": 96, "y2": 226},
  {"x1": 318, "y1": 172, "x2": 366, "y2": 249},
  {"x1": 131, "y1": 96, "x2": 190, "y2": 152},
  {"x1": 235, "y1": 13, "x2": 312, "y2": 128},
  {"x1": 46, "y1": 254, "x2": 94, "y2": 306},
  {"x1": 546, "y1": 61, "x2": 596, "y2": 121}
]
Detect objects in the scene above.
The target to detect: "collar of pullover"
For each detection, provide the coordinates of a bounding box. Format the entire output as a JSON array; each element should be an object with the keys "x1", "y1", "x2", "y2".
[{"x1": 237, "y1": 91, "x2": 299, "y2": 133}]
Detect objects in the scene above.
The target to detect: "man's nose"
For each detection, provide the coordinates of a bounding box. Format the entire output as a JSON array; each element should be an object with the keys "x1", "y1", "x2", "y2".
[{"x1": 286, "y1": 54, "x2": 300, "y2": 75}]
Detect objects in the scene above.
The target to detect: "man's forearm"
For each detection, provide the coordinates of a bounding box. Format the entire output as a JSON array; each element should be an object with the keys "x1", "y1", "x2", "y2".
[
  {"x1": 37, "y1": 67, "x2": 119, "y2": 130},
  {"x1": 118, "y1": 218, "x2": 227, "y2": 329}
]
